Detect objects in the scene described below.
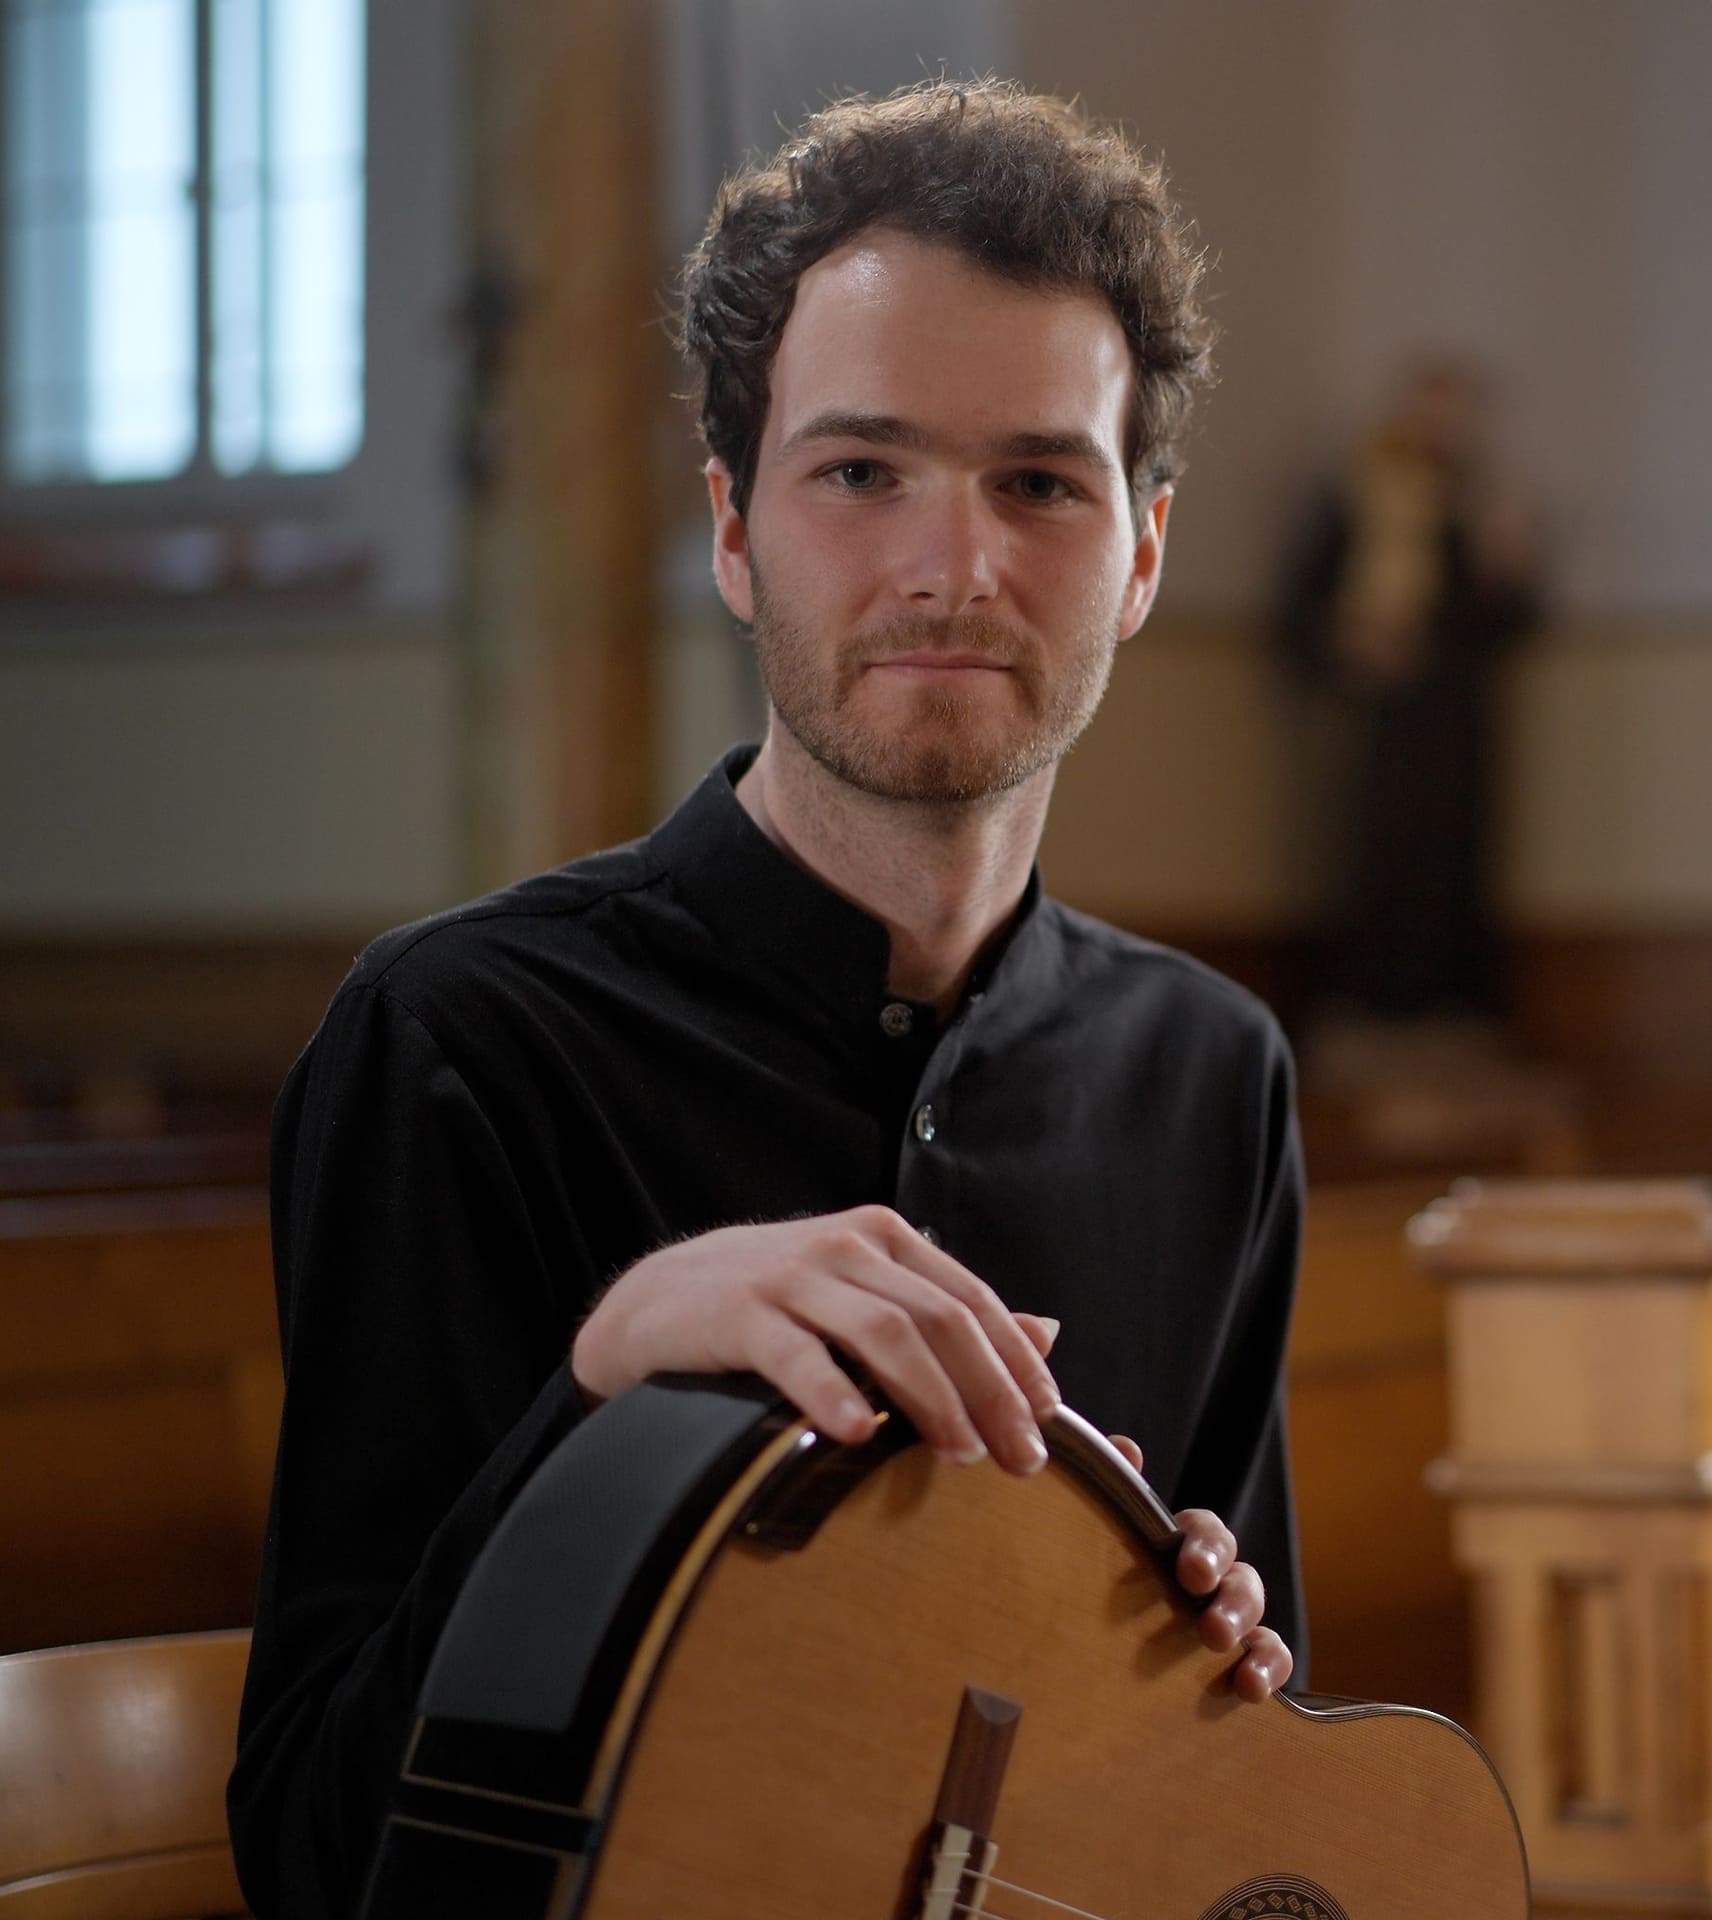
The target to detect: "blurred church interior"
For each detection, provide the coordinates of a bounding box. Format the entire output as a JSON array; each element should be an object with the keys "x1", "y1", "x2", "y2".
[{"x1": 2, "y1": 0, "x2": 1710, "y2": 1901}]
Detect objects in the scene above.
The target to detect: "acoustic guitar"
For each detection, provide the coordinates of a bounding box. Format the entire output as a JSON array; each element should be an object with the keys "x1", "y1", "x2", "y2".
[{"x1": 361, "y1": 1375, "x2": 1529, "y2": 1919}]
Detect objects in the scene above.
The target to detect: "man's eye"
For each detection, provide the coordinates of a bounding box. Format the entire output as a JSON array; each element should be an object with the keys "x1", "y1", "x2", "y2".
[
  {"x1": 1013, "y1": 470, "x2": 1071, "y2": 502},
  {"x1": 832, "y1": 461, "x2": 882, "y2": 489}
]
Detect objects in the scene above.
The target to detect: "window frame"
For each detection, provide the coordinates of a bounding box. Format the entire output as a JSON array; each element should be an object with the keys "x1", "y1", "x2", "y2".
[
  {"x1": 0, "y1": 0, "x2": 372, "y2": 528},
  {"x1": 0, "y1": 0, "x2": 462, "y2": 622}
]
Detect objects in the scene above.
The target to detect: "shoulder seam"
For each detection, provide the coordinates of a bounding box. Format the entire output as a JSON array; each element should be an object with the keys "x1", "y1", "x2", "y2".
[
  {"x1": 361, "y1": 859, "x2": 672, "y2": 989},
  {"x1": 1040, "y1": 900, "x2": 1284, "y2": 1030}
]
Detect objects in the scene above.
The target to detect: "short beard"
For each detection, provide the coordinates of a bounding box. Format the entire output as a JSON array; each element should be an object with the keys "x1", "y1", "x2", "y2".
[{"x1": 748, "y1": 567, "x2": 1118, "y2": 806}]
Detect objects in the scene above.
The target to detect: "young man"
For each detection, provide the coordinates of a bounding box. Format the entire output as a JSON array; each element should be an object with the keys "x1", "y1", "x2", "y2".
[{"x1": 230, "y1": 81, "x2": 1303, "y2": 1919}]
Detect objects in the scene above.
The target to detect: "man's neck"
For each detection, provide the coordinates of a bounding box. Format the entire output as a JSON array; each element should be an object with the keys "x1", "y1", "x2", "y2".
[{"x1": 736, "y1": 726, "x2": 1054, "y2": 1019}]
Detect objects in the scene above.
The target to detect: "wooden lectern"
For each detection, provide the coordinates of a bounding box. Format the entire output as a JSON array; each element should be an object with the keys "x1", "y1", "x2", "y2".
[{"x1": 1412, "y1": 1178, "x2": 1712, "y2": 1914}]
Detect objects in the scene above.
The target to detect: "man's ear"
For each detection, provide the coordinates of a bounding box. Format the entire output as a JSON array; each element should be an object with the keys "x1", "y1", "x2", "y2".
[
  {"x1": 706, "y1": 458, "x2": 754, "y2": 622},
  {"x1": 1118, "y1": 486, "x2": 1173, "y2": 640}
]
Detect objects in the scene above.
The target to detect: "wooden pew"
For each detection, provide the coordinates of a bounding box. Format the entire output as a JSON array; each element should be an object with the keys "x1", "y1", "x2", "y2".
[
  {"x1": 1287, "y1": 1178, "x2": 1469, "y2": 1719},
  {"x1": 0, "y1": 1143, "x2": 278, "y2": 1654},
  {"x1": 1418, "y1": 1178, "x2": 1712, "y2": 1915}
]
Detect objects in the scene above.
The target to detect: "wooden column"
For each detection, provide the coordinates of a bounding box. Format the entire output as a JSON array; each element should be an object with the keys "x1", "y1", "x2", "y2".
[
  {"x1": 461, "y1": 0, "x2": 665, "y2": 890},
  {"x1": 1413, "y1": 1179, "x2": 1712, "y2": 1912}
]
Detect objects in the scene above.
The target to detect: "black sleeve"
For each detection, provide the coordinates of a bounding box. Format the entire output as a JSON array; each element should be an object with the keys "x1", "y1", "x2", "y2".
[
  {"x1": 228, "y1": 983, "x2": 589, "y2": 1920},
  {"x1": 1172, "y1": 1028, "x2": 1309, "y2": 1688}
]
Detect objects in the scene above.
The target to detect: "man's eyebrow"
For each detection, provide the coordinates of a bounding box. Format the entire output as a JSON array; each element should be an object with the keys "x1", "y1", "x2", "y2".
[
  {"x1": 775, "y1": 412, "x2": 930, "y2": 457},
  {"x1": 775, "y1": 412, "x2": 1119, "y2": 476},
  {"x1": 1000, "y1": 429, "x2": 1116, "y2": 473}
]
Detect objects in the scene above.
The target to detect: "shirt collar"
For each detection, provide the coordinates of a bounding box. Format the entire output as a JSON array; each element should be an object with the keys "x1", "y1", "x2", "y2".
[{"x1": 647, "y1": 744, "x2": 1046, "y2": 1029}]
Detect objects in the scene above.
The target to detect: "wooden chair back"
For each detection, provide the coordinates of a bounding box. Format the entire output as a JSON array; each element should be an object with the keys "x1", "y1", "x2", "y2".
[{"x1": 0, "y1": 1629, "x2": 250, "y2": 1917}]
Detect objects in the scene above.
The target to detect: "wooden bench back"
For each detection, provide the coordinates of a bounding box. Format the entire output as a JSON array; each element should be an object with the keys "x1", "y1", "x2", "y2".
[{"x1": 0, "y1": 1630, "x2": 250, "y2": 1917}]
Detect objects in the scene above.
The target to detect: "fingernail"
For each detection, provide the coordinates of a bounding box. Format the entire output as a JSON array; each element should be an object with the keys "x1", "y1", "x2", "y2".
[
  {"x1": 947, "y1": 1439, "x2": 988, "y2": 1467},
  {"x1": 1019, "y1": 1430, "x2": 1049, "y2": 1475},
  {"x1": 1038, "y1": 1316, "x2": 1061, "y2": 1348}
]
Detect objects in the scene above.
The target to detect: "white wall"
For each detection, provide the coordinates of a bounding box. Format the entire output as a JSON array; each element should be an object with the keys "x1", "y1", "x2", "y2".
[
  {"x1": 1039, "y1": 618, "x2": 1712, "y2": 932},
  {"x1": 1008, "y1": 0, "x2": 1712, "y2": 930},
  {"x1": 1013, "y1": 0, "x2": 1712, "y2": 618},
  {"x1": 0, "y1": 623, "x2": 457, "y2": 931}
]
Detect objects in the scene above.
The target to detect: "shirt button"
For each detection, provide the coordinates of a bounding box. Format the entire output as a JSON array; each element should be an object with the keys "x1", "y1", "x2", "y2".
[
  {"x1": 918, "y1": 1224, "x2": 941, "y2": 1248},
  {"x1": 879, "y1": 1001, "x2": 914, "y2": 1038},
  {"x1": 912, "y1": 1103, "x2": 937, "y2": 1144}
]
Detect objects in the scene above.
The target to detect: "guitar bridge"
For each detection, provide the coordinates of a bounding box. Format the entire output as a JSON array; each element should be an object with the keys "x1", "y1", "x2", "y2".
[
  {"x1": 910, "y1": 1686, "x2": 1021, "y2": 1920},
  {"x1": 916, "y1": 1818, "x2": 999, "y2": 1920}
]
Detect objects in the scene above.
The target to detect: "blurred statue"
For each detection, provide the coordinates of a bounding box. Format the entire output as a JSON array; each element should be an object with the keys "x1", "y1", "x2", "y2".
[{"x1": 1276, "y1": 359, "x2": 1540, "y2": 1027}]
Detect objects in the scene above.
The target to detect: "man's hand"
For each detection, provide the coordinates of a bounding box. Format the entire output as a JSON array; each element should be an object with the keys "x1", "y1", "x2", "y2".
[
  {"x1": 571, "y1": 1206, "x2": 1062, "y2": 1476},
  {"x1": 1108, "y1": 1433, "x2": 1294, "y2": 1703}
]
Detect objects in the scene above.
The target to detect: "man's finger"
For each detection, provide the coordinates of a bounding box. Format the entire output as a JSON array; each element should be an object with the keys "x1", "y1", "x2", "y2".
[
  {"x1": 873, "y1": 1212, "x2": 1062, "y2": 1419},
  {"x1": 746, "y1": 1311, "x2": 882, "y2": 1446},
  {"x1": 1231, "y1": 1625, "x2": 1294, "y2": 1703},
  {"x1": 1172, "y1": 1507, "x2": 1237, "y2": 1597},
  {"x1": 1107, "y1": 1432, "x2": 1144, "y2": 1473},
  {"x1": 777, "y1": 1269, "x2": 994, "y2": 1465},
  {"x1": 806, "y1": 1226, "x2": 1054, "y2": 1473},
  {"x1": 1016, "y1": 1312, "x2": 1061, "y2": 1358},
  {"x1": 1195, "y1": 1560, "x2": 1265, "y2": 1652}
]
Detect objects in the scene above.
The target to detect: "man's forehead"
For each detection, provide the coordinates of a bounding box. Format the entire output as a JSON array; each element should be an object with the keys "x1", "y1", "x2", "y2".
[{"x1": 765, "y1": 232, "x2": 1132, "y2": 457}]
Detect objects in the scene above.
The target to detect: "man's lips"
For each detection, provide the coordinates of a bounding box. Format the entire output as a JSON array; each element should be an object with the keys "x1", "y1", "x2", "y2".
[{"x1": 867, "y1": 651, "x2": 1011, "y2": 672}]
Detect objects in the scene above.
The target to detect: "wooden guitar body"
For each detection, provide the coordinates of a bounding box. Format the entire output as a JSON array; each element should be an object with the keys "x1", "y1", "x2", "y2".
[{"x1": 362, "y1": 1377, "x2": 1528, "y2": 1920}]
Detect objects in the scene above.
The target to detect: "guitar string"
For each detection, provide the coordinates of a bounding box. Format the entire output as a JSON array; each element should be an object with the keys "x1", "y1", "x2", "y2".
[
  {"x1": 926, "y1": 1870, "x2": 1115, "y2": 1920},
  {"x1": 943, "y1": 1896, "x2": 1111, "y2": 1920}
]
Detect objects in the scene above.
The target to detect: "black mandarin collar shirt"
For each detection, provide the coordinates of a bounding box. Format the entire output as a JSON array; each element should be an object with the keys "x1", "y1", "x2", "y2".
[
  {"x1": 231, "y1": 744, "x2": 1305, "y2": 1920},
  {"x1": 650, "y1": 739, "x2": 1043, "y2": 1022}
]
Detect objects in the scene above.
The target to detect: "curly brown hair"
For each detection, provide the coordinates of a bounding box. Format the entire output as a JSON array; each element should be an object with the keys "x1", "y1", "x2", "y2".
[{"x1": 678, "y1": 78, "x2": 1216, "y2": 519}]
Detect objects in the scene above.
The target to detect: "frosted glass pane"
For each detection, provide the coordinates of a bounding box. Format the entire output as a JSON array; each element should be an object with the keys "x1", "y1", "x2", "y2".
[
  {"x1": 5, "y1": 2, "x2": 87, "y2": 478},
  {"x1": 5, "y1": 0, "x2": 194, "y2": 480},
  {"x1": 88, "y1": 0, "x2": 194, "y2": 187},
  {"x1": 268, "y1": 186, "x2": 362, "y2": 469},
  {"x1": 273, "y1": 0, "x2": 363, "y2": 171},
  {"x1": 86, "y1": 206, "x2": 196, "y2": 477},
  {"x1": 211, "y1": 0, "x2": 366, "y2": 474},
  {"x1": 85, "y1": 0, "x2": 197, "y2": 477},
  {"x1": 8, "y1": 2, "x2": 82, "y2": 199},
  {"x1": 7, "y1": 216, "x2": 85, "y2": 479},
  {"x1": 211, "y1": 0, "x2": 264, "y2": 470}
]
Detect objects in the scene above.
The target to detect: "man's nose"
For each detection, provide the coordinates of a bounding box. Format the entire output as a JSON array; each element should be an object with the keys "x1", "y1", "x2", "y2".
[{"x1": 893, "y1": 485, "x2": 1001, "y2": 615}]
